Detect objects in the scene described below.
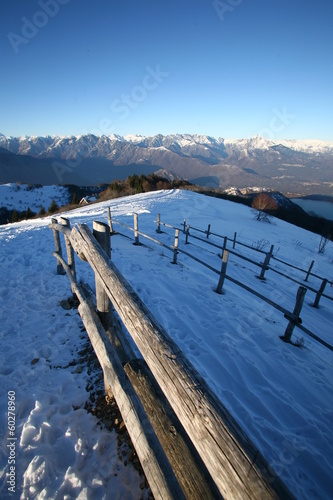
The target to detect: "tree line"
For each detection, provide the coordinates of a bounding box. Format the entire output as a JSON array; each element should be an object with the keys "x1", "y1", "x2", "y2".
[
  {"x1": 2, "y1": 177, "x2": 332, "y2": 242},
  {"x1": 99, "y1": 173, "x2": 190, "y2": 200}
]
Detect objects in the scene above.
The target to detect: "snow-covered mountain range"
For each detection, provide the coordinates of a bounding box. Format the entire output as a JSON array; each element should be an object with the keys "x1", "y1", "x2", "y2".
[
  {"x1": 0, "y1": 133, "x2": 332, "y2": 195},
  {"x1": 1, "y1": 133, "x2": 332, "y2": 158}
]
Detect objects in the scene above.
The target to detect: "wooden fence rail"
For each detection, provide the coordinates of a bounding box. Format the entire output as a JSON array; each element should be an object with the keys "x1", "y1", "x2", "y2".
[{"x1": 49, "y1": 217, "x2": 295, "y2": 500}]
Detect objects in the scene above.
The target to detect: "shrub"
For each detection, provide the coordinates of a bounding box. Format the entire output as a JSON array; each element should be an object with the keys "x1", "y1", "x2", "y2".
[
  {"x1": 48, "y1": 199, "x2": 59, "y2": 214},
  {"x1": 72, "y1": 192, "x2": 79, "y2": 205},
  {"x1": 251, "y1": 193, "x2": 278, "y2": 222},
  {"x1": 39, "y1": 205, "x2": 46, "y2": 216},
  {"x1": 318, "y1": 236, "x2": 329, "y2": 254},
  {"x1": 12, "y1": 209, "x2": 19, "y2": 223},
  {"x1": 252, "y1": 238, "x2": 270, "y2": 251},
  {"x1": 25, "y1": 207, "x2": 33, "y2": 219}
]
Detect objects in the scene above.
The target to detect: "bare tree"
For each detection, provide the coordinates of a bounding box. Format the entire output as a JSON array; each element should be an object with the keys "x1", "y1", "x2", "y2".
[
  {"x1": 318, "y1": 235, "x2": 329, "y2": 254},
  {"x1": 251, "y1": 192, "x2": 278, "y2": 222}
]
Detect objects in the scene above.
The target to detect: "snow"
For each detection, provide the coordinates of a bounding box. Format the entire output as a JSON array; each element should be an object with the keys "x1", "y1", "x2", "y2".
[
  {"x1": 152, "y1": 146, "x2": 169, "y2": 151},
  {"x1": 107, "y1": 134, "x2": 125, "y2": 142},
  {"x1": 279, "y1": 139, "x2": 333, "y2": 154},
  {"x1": 0, "y1": 189, "x2": 332, "y2": 498},
  {"x1": 0, "y1": 183, "x2": 70, "y2": 212},
  {"x1": 124, "y1": 134, "x2": 145, "y2": 143},
  {"x1": 224, "y1": 186, "x2": 271, "y2": 196},
  {"x1": 224, "y1": 136, "x2": 275, "y2": 150}
]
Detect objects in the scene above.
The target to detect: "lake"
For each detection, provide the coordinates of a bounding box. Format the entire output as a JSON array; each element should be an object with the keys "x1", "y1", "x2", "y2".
[{"x1": 291, "y1": 198, "x2": 333, "y2": 221}]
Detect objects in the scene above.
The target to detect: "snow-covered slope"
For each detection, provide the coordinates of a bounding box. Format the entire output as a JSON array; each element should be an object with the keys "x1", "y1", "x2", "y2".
[
  {"x1": 0, "y1": 190, "x2": 332, "y2": 498},
  {"x1": 0, "y1": 183, "x2": 70, "y2": 212}
]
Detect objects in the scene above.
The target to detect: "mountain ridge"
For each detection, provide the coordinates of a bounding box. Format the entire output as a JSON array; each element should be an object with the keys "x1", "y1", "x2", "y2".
[{"x1": 0, "y1": 134, "x2": 332, "y2": 195}]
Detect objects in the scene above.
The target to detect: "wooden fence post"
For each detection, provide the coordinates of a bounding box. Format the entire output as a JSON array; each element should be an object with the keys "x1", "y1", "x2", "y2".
[
  {"x1": 216, "y1": 250, "x2": 229, "y2": 294},
  {"x1": 172, "y1": 229, "x2": 179, "y2": 264},
  {"x1": 183, "y1": 219, "x2": 186, "y2": 234},
  {"x1": 312, "y1": 279, "x2": 328, "y2": 308},
  {"x1": 93, "y1": 221, "x2": 112, "y2": 329},
  {"x1": 222, "y1": 236, "x2": 228, "y2": 253},
  {"x1": 233, "y1": 232, "x2": 237, "y2": 249},
  {"x1": 304, "y1": 260, "x2": 315, "y2": 282},
  {"x1": 258, "y1": 244, "x2": 274, "y2": 280},
  {"x1": 206, "y1": 224, "x2": 211, "y2": 239},
  {"x1": 133, "y1": 213, "x2": 140, "y2": 245},
  {"x1": 60, "y1": 217, "x2": 76, "y2": 287},
  {"x1": 281, "y1": 286, "x2": 307, "y2": 343},
  {"x1": 185, "y1": 225, "x2": 190, "y2": 245},
  {"x1": 51, "y1": 218, "x2": 66, "y2": 275},
  {"x1": 156, "y1": 213, "x2": 161, "y2": 233},
  {"x1": 107, "y1": 207, "x2": 114, "y2": 234}
]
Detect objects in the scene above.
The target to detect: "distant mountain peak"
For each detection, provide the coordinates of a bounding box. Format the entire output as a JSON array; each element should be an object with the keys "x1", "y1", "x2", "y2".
[
  {"x1": 107, "y1": 133, "x2": 125, "y2": 142},
  {"x1": 124, "y1": 134, "x2": 145, "y2": 143},
  {"x1": 0, "y1": 133, "x2": 332, "y2": 195}
]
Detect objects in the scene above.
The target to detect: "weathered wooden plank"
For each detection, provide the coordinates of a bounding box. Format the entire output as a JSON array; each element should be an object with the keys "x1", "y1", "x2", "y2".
[
  {"x1": 156, "y1": 213, "x2": 162, "y2": 233},
  {"x1": 172, "y1": 229, "x2": 179, "y2": 265},
  {"x1": 48, "y1": 221, "x2": 71, "y2": 237},
  {"x1": 60, "y1": 217, "x2": 76, "y2": 288},
  {"x1": 107, "y1": 315, "x2": 137, "y2": 364},
  {"x1": 281, "y1": 286, "x2": 307, "y2": 343},
  {"x1": 313, "y1": 278, "x2": 328, "y2": 308},
  {"x1": 258, "y1": 245, "x2": 274, "y2": 280},
  {"x1": 216, "y1": 249, "x2": 229, "y2": 294},
  {"x1": 185, "y1": 224, "x2": 190, "y2": 244},
  {"x1": 107, "y1": 206, "x2": 114, "y2": 234},
  {"x1": 93, "y1": 221, "x2": 112, "y2": 329},
  {"x1": 51, "y1": 251, "x2": 85, "y2": 304},
  {"x1": 77, "y1": 300, "x2": 185, "y2": 500},
  {"x1": 77, "y1": 278, "x2": 218, "y2": 499},
  {"x1": 70, "y1": 223, "x2": 294, "y2": 500},
  {"x1": 51, "y1": 218, "x2": 66, "y2": 275},
  {"x1": 304, "y1": 260, "x2": 315, "y2": 282},
  {"x1": 133, "y1": 213, "x2": 139, "y2": 245},
  {"x1": 124, "y1": 358, "x2": 222, "y2": 499}
]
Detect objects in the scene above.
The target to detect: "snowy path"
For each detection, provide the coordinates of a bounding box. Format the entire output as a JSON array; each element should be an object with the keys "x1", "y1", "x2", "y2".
[{"x1": 1, "y1": 189, "x2": 332, "y2": 499}]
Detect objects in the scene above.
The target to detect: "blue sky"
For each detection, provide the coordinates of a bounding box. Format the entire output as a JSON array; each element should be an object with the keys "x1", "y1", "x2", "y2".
[{"x1": 1, "y1": 0, "x2": 332, "y2": 140}]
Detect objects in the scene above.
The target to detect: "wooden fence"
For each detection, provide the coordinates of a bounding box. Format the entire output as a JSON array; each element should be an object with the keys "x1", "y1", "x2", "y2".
[
  {"x1": 49, "y1": 216, "x2": 295, "y2": 500},
  {"x1": 178, "y1": 219, "x2": 333, "y2": 298},
  {"x1": 106, "y1": 211, "x2": 332, "y2": 352}
]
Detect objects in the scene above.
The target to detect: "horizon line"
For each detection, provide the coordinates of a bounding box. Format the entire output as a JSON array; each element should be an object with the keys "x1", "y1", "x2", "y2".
[{"x1": 1, "y1": 132, "x2": 332, "y2": 144}]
